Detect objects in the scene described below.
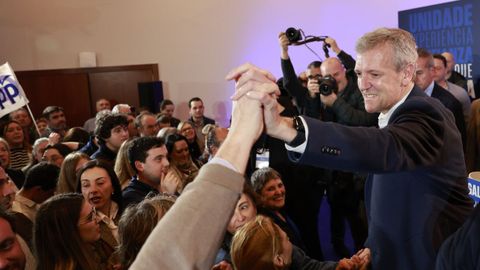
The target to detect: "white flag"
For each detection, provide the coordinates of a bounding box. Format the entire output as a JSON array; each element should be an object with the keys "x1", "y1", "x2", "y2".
[{"x1": 0, "y1": 62, "x2": 29, "y2": 118}]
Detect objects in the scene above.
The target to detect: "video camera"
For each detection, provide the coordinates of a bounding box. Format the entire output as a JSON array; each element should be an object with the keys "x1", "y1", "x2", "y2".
[{"x1": 285, "y1": 27, "x2": 330, "y2": 58}]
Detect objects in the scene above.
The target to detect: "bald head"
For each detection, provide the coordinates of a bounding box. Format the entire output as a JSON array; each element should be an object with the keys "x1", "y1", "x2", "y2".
[{"x1": 320, "y1": 58, "x2": 348, "y2": 92}]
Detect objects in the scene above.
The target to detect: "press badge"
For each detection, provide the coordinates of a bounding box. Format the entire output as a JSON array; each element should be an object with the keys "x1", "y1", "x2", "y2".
[{"x1": 255, "y1": 149, "x2": 269, "y2": 169}]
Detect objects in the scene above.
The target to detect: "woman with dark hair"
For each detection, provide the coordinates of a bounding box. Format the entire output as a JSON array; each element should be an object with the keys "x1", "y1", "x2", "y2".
[
  {"x1": 163, "y1": 133, "x2": 199, "y2": 194},
  {"x1": 57, "y1": 152, "x2": 90, "y2": 194},
  {"x1": 3, "y1": 120, "x2": 31, "y2": 170},
  {"x1": 34, "y1": 193, "x2": 113, "y2": 270},
  {"x1": 117, "y1": 194, "x2": 175, "y2": 269},
  {"x1": 63, "y1": 127, "x2": 91, "y2": 145},
  {"x1": 177, "y1": 121, "x2": 202, "y2": 161},
  {"x1": 9, "y1": 107, "x2": 38, "y2": 145},
  {"x1": 251, "y1": 167, "x2": 309, "y2": 256},
  {"x1": 76, "y1": 160, "x2": 123, "y2": 253},
  {"x1": 214, "y1": 183, "x2": 258, "y2": 269},
  {"x1": 42, "y1": 143, "x2": 73, "y2": 167}
]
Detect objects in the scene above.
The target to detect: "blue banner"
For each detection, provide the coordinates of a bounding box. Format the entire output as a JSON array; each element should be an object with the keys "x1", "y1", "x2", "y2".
[
  {"x1": 468, "y1": 177, "x2": 480, "y2": 206},
  {"x1": 399, "y1": 0, "x2": 479, "y2": 98}
]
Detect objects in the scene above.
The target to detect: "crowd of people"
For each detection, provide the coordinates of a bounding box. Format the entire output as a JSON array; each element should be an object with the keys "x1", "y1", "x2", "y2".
[{"x1": 0, "y1": 26, "x2": 479, "y2": 270}]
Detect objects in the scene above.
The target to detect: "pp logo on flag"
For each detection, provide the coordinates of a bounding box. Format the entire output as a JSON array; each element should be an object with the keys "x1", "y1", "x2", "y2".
[{"x1": 0, "y1": 75, "x2": 21, "y2": 110}]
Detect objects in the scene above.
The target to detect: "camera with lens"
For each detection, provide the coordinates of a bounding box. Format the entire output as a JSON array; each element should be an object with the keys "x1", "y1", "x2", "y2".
[
  {"x1": 285, "y1": 27, "x2": 302, "y2": 43},
  {"x1": 318, "y1": 75, "x2": 338, "y2": 96}
]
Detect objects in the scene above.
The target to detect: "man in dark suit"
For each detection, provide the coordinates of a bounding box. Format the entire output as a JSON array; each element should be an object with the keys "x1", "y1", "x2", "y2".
[
  {"x1": 435, "y1": 201, "x2": 480, "y2": 269},
  {"x1": 229, "y1": 28, "x2": 473, "y2": 269},
  {"x1": 188, "y1": 97, "x2": 215, "y2": 152},
  {"x1": 415, "y1": 48, "x2": 466, "y2": 148}
]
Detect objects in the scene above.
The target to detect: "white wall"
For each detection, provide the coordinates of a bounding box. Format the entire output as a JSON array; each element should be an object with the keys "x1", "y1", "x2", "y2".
[{"x1": 0, "y1": 0, "x2": 454, "y2": 126}]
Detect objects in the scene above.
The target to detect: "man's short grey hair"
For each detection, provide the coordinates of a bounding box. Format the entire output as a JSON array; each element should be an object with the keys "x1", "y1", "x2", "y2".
[
  {"x1": 112, "y1": 104, "x2": 131, "y2": 114},
  {"x1": 32, "y1": 137, "x2": 49, "y2": 153},
  {"x1": 356, "y1": 27, "x2": 418, "y2": 71},
  {"x1": 95, "y1": 109, "x2": 112, "y2": 120}
]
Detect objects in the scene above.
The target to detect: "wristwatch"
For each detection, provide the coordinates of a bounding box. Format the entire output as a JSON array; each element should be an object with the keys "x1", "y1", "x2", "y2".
[
  {"x1": 288, "y1": 116, "x2": 306, "y2": 147},
  {"x1": 293, "y1": 116, "x2": 305, "y2": 132}
]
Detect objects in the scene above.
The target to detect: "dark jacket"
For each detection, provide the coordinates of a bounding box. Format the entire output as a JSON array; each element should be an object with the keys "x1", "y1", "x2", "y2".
[
  {"x1": 90, "y1": 143, "x2": 117, "y2": 167},
  {"x1": 289, "y1": 87, "x2": 473, "y2": 269},
  {"x1": 435, "y1": 203, "x2": 480, "y2": 270},
  {"x1": 79, "y1": 136, "x2": 99, "y2": 156},
  {"x1": 122, "y1": 177, "x2": 159, "y2": 208},
  {"x1": 290, "y1": 246, "x2": 337, "y2": 270}
]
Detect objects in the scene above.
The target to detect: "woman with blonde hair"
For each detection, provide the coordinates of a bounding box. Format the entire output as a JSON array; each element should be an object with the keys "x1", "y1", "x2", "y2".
[
  {"x1": 117, "y1": 193, "x2": 176, "y2": 269},
  {"x1": 57, "y1": 152, "x2": 90, "y2": 193},
  {"x1": 231, "y1": 216, "x2": 370, "y2": 270},
  {"x1": 114, "y1": 139, "x2": 135, "y2": 189}
]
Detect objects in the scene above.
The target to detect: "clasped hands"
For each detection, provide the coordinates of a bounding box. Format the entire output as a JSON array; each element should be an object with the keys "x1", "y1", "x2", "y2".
[{"x1": 226, "y1": 63, "x2": 297, "y2": 143}]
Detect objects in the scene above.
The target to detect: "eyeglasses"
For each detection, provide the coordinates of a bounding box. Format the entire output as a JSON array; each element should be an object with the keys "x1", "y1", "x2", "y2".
[{"x1": 78, "y1": 207, "x2": 97, "y2": 225}]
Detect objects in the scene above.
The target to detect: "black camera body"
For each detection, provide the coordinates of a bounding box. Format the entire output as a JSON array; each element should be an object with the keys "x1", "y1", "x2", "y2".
[
  {"x1": 286, "y1": 27, "x2": 302, "y2": 43},
  {"x1": 285, "y1": 27, "x2": 330, "y2": 57},
  {"x1": 318, "y1": 75, "x2": 338, "y2": 96}
]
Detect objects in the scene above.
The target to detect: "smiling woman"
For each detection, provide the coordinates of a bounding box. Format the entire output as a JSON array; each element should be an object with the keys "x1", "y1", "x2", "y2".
[
  {"x1": 163, "y1": 133, "x2": 200, "y2": 194},
  {"x1": 251, "y1": 167, "x2": 309, "y2": 257},
  {"x1": 34, "y1": 193, "x2": 113, "y2": 270}
]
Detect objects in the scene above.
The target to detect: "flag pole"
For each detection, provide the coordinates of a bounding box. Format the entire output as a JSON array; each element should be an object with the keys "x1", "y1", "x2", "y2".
[{"x1": 24, "y1": 104, "x2": 41, "y2": 137}]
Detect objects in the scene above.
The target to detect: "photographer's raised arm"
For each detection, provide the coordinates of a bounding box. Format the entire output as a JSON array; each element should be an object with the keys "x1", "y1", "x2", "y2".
[
  {"x1": 279, "y1": 32, "x2": 314, "y2": 105},
  {"x1": 324, "y1": 37, "x2": 356, "y2": 70},
  {"x1": 279, "y1": 32, "x2": 290, "y2": 60}
]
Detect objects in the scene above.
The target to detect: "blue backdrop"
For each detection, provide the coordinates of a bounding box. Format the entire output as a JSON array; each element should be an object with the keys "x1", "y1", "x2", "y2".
[{"x1": 399, "y1": 0, "x2": 479, "y2": 98}]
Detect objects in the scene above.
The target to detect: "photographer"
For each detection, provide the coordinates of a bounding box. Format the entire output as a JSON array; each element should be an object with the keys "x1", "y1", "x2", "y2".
[
  {"x1": 279, "y1": 32, "x2": 322, "y2": 118},
  {"x1": 280, "y1": 32, "x2": 378, "y2": 258},
  {"x1": 316, "y1": 56, "x2": 378, "y2": 126}
]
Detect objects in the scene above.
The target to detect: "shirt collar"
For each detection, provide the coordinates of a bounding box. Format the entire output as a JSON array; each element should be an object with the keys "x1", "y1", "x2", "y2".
[
  {"x1": 97, "y1": 201, "x2": 119, "y2": 229},
  {"x1": 15, "y1": 193, "x2": 38, "y2": 209},
  {"x1": 424, "y1": 81, "x2": 434, "y2": 97},
  {"x1": 378, "y1": 88, "x2": 413, "y2": 129}
]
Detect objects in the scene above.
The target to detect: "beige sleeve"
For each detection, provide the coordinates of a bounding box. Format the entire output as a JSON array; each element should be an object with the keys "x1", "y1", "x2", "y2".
[{"x1": 130, "y1": 163, "x2": 244, "y2": 270}]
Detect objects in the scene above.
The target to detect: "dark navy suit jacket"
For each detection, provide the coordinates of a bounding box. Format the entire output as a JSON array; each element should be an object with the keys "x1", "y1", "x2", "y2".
[
  {"x1": 288, "y1": 87, "x2": 473, "y2": 269},
  {"x1": 435, "y1": 204, "x2": 480, "y2": 269}
]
